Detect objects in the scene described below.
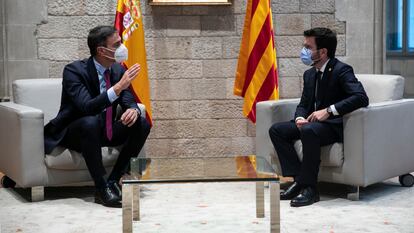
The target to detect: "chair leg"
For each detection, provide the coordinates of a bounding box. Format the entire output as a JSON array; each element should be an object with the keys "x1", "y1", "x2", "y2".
[
  {"x1": 347, "y1": 186, "x2": 359, "y2": 201},
  {"x1": 31, "y1": 186, "x2": 44, "y2": 202}
]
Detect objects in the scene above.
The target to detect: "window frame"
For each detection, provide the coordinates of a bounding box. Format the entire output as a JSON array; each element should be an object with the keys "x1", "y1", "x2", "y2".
[{"x1": 387, "y1": 0, "x2": 414, "y2": 57}]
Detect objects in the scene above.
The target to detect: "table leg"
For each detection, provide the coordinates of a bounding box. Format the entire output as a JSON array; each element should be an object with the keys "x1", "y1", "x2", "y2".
[
  {"x1": 270, "y1": 181, "x2": 280, "y2": 233},
  {"x1": 256, "y1": 181, "x2": 265, "y2": 218},
  {"x1": 123, "y1": 184, "x2": 133, "y2": 233},
  {"x1": 133, "y1": 184, "x2": 140, "y2": 221}
]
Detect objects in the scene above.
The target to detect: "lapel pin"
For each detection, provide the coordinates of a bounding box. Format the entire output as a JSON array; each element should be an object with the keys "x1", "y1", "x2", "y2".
[{"x1": 329, "y1": 68, "x2": 332, "y2": 72}]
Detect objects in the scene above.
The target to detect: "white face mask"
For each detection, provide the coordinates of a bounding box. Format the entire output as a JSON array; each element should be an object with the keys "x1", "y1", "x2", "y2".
[
  {"x1": 101, "y1": 44, "x2": 128, "y2": 63},
  {"x1": 114, "y1": 44, "x2": 128, "y2": 63}
]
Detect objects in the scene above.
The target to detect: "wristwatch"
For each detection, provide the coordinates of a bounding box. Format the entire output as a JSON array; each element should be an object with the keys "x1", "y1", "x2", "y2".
[
  {"x1": 132, "y1": 108, "x2": 141, "y2": 116},
  {"x1": 326, "y1": 106, "x2": 334, "y2": 116}
]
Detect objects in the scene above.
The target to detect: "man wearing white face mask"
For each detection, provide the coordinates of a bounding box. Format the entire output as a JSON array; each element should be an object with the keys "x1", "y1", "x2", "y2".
[
  {"x1": 269, "y1": 28, "x2": 369, "y2": 207},
  {"x1": 44, "y1": 26, "x2": 150, "y2": 207}
]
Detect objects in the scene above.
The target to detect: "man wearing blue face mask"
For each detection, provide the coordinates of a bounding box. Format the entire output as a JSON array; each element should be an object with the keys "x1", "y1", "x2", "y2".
[
  {"x1": 269, "y1": 28, "x2": 369, "y2": 207},
  {"x1": 44, "y1": 25, "x2": 150, "y2": 207}
]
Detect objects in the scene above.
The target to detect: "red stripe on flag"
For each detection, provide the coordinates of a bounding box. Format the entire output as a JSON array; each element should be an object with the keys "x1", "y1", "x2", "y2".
[
  {"x1": 115, "y1": 11, "x2": 124, "y2": 37},
  {"x1": 241, "y1": 14, "x2": 272, "y2": 96},
  {"x1": 251, "y1": 0, "x2": 261, "y2": 18},
  {"x1": 246, "y1": 65, "x2": 278, "y2": 123}
]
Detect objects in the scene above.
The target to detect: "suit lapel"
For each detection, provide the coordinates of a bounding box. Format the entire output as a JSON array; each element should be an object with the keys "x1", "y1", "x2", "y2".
[
  {"x1": 309, "y1": 68, "x2": 317, "y2": 109},
  {"x1": 86, "y1": 57, "x2": 101, "y2": 96},
  {"x1": 110, "y1": 64, "x2": 119, "y2": 86}
]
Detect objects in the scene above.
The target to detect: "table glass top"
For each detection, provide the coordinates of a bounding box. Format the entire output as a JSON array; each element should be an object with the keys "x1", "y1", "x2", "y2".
[{"x1": 123, "y1": 155, "x2": 278, "y2": 184}]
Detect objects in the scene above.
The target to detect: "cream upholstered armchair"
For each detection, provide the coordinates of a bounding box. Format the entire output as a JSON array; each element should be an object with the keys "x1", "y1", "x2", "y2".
[
  {"x1": 256, "y1": 74, "x2": 414, "y2": 200},
  {"x1": 0, "y1": 79, "x2": 146, "y2": 201}
]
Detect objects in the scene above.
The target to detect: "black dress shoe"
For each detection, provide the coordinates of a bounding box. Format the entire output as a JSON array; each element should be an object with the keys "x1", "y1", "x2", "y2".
[
  {"x1": 108, "y1": 180, "x2": 122, "y2": 198},
  {"x1": 1, "y1": 176, "x2": 16, "y2": 188},
  {"x1": 95, "y1": 186, "x2": 121, "y2": 208},
  {"x1": 290, "y1": 186, "x2": 320, "y2": 207},
  {"x1": 280, "y1": 182, "x2": 302, "y2": 200}
]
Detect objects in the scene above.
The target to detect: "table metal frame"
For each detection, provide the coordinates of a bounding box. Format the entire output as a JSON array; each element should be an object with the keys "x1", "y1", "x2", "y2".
[{"x1": 122, "y1": 179, "x2": 280, "y2": 233}]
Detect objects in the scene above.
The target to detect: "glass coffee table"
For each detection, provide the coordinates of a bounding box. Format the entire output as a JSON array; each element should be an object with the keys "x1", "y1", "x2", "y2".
[{"x1": 122, "y1": 155, "x2": 280, "y2": 233}]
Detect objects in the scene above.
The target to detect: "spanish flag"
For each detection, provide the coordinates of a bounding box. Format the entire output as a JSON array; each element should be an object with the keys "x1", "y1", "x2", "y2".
[
  {"x1": 234, "y1": 0, "x2": 279, "y2": 123},
  {"x1": 115, "y1": 0, "x2": 152, "y2": 125}
]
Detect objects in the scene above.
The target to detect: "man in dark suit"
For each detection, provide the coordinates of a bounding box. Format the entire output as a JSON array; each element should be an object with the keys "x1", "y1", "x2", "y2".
[
  {"x1": 269, "y1": 28, "x2": 369, "y2": 207},
  {"x1": 44, "y1": 26, "x2": 150, "y2": 207}
]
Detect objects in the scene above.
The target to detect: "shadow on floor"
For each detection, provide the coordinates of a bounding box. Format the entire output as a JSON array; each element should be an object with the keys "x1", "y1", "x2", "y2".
[
  {"x1": 5, "y1": 186, "x2": 96, "y2": 203},
  {"x1": 4, "y1": 185, "x2": 151, "y2": 203},
  {"x1": 317, "y1": 178, "x2": 409, "y2": 201},
  {"x1": 2, "y1": 175, "x2": 411, "y2": 204}
]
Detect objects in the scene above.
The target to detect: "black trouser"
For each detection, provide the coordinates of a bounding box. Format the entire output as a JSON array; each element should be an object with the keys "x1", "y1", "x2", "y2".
[
  {"x1": 268, "y1": 121, "x2": 342, "y2": 186},
  {"x1": 60, "y1": 115, "x2": 150, "y2": 187}
]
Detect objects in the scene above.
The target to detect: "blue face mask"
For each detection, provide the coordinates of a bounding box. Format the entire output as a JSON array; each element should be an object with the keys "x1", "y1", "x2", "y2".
[{"x1": 300, "y1": 47, "x2": 314, "y2": 66}]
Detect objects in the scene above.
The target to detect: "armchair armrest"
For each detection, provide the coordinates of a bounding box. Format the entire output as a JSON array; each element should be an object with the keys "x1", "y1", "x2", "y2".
[
  {"x1": 0, "y1": 102, "x2": 47, "y2": 187},
  {"x1": 137, "y1": 103, "x2": 147, "y2": 159},
  {"x1": 343, "y1": 99, "x2": 414, "y2": 186},
  {"x1": 256, "y1": 99, "x2": 300, "y2": 172}
]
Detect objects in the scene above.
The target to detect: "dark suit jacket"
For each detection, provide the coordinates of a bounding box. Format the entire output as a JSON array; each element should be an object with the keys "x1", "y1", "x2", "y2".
[
  {"x1": 44, "y1": 57, "x2": 138, "y2": 154},
  {"x1": 295, "y1": 58, "x2": 369, "y2": 124}
]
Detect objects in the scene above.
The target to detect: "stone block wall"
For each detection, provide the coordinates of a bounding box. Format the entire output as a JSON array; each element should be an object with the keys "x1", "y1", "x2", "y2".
[
  {"x1": 0, "y1": 0, "x2": 48, "y2": 100},
  {"x1": 4, "y1": 0, "x2": 347, "y2": 157}
]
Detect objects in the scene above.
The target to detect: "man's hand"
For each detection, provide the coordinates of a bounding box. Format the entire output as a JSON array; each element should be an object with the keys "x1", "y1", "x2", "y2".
[
  {"x1": 114, "y1": 63, "x2": 141, "y2": 96},
  {"x1": 120, "y1": 108, "x2": 139, "y2": 127},
  {"x1": 295, "y1": 118, "x2": 309, "y2": 129},
  {"x1": 307, "y1": 109, "x2": 330, "y2": 122}
]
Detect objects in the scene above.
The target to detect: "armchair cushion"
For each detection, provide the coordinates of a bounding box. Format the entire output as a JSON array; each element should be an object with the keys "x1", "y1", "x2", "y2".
[
  {"x1": 13, "y1": 79, "x2": 62, "y2": 125},
  {"x1": 356, "y1": 74, "x2": 404, "y2": 103},
  {"x1": 45, "y1": 147, "x2": 120, "y2": 170}
]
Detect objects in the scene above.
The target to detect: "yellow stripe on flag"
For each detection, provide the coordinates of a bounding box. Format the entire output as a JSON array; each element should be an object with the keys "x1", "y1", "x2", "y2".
[{"x1": 234, "y1": 0, "x2": 252, "y2": 96}]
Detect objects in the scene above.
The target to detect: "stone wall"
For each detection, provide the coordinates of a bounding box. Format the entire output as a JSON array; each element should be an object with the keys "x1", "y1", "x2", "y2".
[
  {"x1": 5, "y1": 0, "x2": 348, "y2": 157},
  {"x1": 0, "y1": 0, "x2": 48, "y2": 100}
]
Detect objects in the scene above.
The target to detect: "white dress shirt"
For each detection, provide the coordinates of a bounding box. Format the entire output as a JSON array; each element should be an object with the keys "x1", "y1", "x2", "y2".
[{"x1": 93, "y1": 58, "x2": 119, "y2": 103}]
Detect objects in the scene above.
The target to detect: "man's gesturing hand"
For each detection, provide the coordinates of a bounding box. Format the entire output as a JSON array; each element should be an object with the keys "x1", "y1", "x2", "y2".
[
  {"x1": 114, "y1": 63, "x2": 141, "y2": 96},
  {"x1": 307, "y1": 109, "x2": 330, "y2": 122}
]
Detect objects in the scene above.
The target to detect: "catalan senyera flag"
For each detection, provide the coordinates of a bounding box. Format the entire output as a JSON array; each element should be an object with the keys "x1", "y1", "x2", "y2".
[
  {"x1": 115, "y1": 0, "x2": 152, "y2": 126},
  {"x1": 234, "y1": 0, "x2": 279, "y2": 123}
]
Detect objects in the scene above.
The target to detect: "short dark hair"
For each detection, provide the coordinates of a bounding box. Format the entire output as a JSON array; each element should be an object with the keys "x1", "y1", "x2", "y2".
[
  {"x1": 304, "y1": 27, "x2": 337, "y2": 58},
  {"x1": 87, "y1": 26, "x2": 118, "y2": 56}
]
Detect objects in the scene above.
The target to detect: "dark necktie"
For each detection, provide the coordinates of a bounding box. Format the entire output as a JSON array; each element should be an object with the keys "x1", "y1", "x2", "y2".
[
  {"x1": 315, "y1": 71, "x2": 323, "y2": 110},
  {"x1": 104, "y1": 70, "x2": 113, "y2": 141}
]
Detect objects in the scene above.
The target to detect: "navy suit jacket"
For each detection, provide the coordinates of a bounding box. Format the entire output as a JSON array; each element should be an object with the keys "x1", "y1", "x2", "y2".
[
  {"x1": 295, "y1": 58, "x2": 369, "y2": 124},
  {"x1": 44, "y1": 57, "x2": 138, "y2": 154}
]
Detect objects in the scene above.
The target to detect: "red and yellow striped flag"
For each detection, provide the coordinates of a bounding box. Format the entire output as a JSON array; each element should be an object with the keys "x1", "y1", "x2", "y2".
[
  {"x1": 234, "y1": 0, "x2": 279, "y2": 123},
  {"x1": 115, "y1": 0, "x2": 152, "y2": 125}
]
